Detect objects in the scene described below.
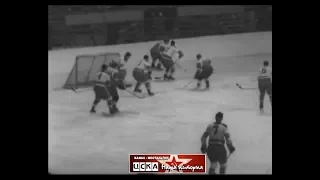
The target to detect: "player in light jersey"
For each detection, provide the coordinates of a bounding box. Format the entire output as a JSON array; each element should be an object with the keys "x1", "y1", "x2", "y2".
[
  {"x1": 194, "y1": 54, "x2": 214, "y2": 89},
  {"x1": 258, "y1": 60, "x2": 272, "y2": 113},
  {"x1": 114, "y1": 52, "x2": 132, "y2": 87},
  {"x1": 160, "y1": 40, "x2": 183, "y2": 80},
  {"x1": 200, "y1": 112, "x2": 235, "y2": 174},
  {"x1": 150, "y1": 39, "x2": 170, "y2": 70},
  {"x1": 90, "y1": 64, "x2": 117, "y2": 115},
  {"x1": 132, "y1": 55, "x2": 154, "y2": 96}
]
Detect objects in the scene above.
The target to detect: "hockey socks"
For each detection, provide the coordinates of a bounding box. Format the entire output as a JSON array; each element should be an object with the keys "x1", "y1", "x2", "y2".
[
  {"x1": 90, "y1": 99, "x2": 101, "y2": 113},
  {"x1": 205, "y1": 79, "x2": 210, "y2": 89},
  {"x1": 134, "y1": 82, "x2": 142, "y2": 93},
  {"x1": 145, "y1": 82, "x2": 154, "y2": 96}
]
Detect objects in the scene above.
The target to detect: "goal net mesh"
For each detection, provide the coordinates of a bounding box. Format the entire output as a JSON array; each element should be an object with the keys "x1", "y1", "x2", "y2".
[{"x1": 64, "y1": 52, "x2": 120, "y2": 89}]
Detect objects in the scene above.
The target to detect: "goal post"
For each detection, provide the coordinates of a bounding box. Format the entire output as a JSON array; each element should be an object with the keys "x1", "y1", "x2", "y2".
[{"x1": 63, "y1": 52, "x2": 121, "y2": 90}]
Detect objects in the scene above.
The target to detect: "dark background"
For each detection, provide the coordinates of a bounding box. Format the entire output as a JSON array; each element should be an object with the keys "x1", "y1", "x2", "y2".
[{"x1": 48, "y1": 5, "x2": 272, "y2": 50}]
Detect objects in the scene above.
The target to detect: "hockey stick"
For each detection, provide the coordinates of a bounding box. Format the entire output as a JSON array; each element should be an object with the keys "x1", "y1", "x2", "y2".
[
  {"x1": 124, "y1": 89, "x2": 147, "y2": 99},
  {"x1": 236, "y1": 83, "x2": 257, "y2": 90},
  {"x1": 181, "y1": 79, "x2": 194, "y2": 89}
]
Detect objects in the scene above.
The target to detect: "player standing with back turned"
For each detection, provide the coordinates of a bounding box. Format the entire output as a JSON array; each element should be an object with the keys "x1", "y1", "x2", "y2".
[
  {"x1": 258, "y1": 60, "x2": 272, "y2": 113},
  {"x1": 90, "y1": 64, "x2": 117, "y2": 114},
  {"x1": 200, "y1": 112, "x2": 235, "y2": 174},
  {"x1": 194, "y1": 54, "x2": 213, "y2": 89}
]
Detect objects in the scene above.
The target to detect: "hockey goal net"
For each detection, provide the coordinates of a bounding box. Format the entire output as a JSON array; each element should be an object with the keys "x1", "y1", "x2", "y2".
[{"x1": 64, "y1": 52, "x2": 121, "y2": 90}]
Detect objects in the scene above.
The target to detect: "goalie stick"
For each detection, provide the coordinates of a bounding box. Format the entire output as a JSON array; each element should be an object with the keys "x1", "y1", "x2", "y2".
[{"x1": 236, "y1": 83, "x2": 257, "y2": 90}]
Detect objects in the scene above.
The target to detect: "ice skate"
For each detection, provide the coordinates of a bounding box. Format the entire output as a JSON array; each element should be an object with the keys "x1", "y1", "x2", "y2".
[
  {"x1": 163, "y1": 74, "x2": 169, "y2": 81},
  {"x1": 134, "y1": 88, "x2": 142, "y2": 93},
  {"x1": 109, "y1": 107, "x2": 118, "y2": 115},
  {"x1": 205, "y1": 80, "x2": 210, "y2": 89},
  {"x1": 90, "y1": 107, "x2": 96, "y2": 114},
  {"x1": 168, "y1": 75, "x2": 175, "y2": 80}
]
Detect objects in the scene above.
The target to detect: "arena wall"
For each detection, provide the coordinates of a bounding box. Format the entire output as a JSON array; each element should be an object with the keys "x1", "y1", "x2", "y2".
[{"x1": 48, "y1": 31, "x2": 272, "y2": 91}]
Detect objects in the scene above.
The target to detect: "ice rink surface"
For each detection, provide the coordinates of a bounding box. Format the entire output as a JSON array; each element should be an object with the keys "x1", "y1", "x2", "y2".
[{"x1": 49, "y1": 32, "x2": 272, "y2": 174}]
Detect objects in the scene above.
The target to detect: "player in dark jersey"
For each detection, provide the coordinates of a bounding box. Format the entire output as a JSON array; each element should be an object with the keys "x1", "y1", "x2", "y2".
[
  {"x1": 200, "y1": 112, "x2": 235, "y2": 174},
  {"x1": 194, "y1": 54, "x2": 214, "y2": 89},
  {"x1": 258, "y1": 61, "x2": 272, "y2": 113},
  {"x1": 105, "y1": 61, "x2": 127, "y2": 113},
  {"x1": 150, "y1": 39, "x2": 170, "y2": 70},
  {"x1": 90, "y1": 64, "x2": 117, "y2": 114}
]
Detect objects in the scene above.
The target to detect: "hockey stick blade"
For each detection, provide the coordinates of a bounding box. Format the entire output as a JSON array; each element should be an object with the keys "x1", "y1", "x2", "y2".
[
  {"x1": 236, "y1": 83, "x2": 257, "y2": 90},
  {"x1": 124, "y1": 89, "x2": 147, "y2": 99}
]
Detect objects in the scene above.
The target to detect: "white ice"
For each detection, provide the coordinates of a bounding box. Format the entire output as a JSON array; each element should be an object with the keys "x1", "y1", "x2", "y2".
[{"x1": 49, "y1": 32, "x2": 272, "y2": 174}]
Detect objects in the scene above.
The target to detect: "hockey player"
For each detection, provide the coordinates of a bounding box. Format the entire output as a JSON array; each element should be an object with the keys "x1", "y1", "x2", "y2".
[
  {"x1": 160, "y1": 40, "x2": 184, "y2": 80},
  {"x1": 194, "y1": 54, "x2": 213, "y2": 89},
  {"x1": 258, "y1": 60, "x2": 272, "y2": 113},
  {"x1": 116, "y1": 52, "x2": 132, "y2": 87},
  {"x1": 106, "y1": 61, "x2": 127, "y2": 113},
  {"x1": 90, "y1": 64, "x2": 117, "y2": 115},
  {"x1": 200, "y1": 112, "x2": 236, "y2": 175},
  {"x1": 132, "y1": 55, "x2": 154, "y2": 96},
  {"x1": 150, "y1": 39, "x2": 170, "y2": 70}
]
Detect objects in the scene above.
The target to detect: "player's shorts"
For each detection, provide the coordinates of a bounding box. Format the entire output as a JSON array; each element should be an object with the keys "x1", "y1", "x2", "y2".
[
  {"x1": 197, "y1": 66, "x2": 213, "y2": 80},
  {"x1": 160, "y1": 54, "x2": 174, "y2": 70},
  {"x1": 133, "y1": 68, "x2": 149, "y2": 83},
  {"x1": 94, "y1": 84, "x2": 111, "y2": 100},
  {"x1": 258, "y1": 78, "x2": 272, "y2": 95},
  {"x1": 207, "y1": 143, "x2": 228, "y2": 164}
]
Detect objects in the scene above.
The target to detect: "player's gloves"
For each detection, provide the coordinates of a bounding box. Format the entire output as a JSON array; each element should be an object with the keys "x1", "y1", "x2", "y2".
[
  {"x1": 200, "y1": 144, "x2": 207, "y2": 154},
  {"x1": 227, "y1": 144, "x2": 235, "y2": 154}
]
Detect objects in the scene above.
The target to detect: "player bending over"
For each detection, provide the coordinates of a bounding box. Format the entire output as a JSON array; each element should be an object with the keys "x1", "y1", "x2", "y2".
[
  {"x1": 112, "y1": 52, "x2": 132, "y2": 87},
  {"x1": 90, "y1": 64, "x2": 118, "y2": 115},
  {"x1": 132, "y1": 55, "x2": 154, "y2": 96},
  {"x1": 160, "y1": 40, "x2": 184, "y2": 80},
  {"x1": 200, "y1": 112, "x2": 236, "y2": 175},
  {"x1": 258, "y1": 60, "x2": 272, "y2": 113},
  {"x1": 194, "y1": 54, "x2": 213, "y2": 89},
  {"x1": 150, "y1": 39, "x2": 170, "y2": 70},
  {"x1": 105, "y1": 61, "x2": 127, "y2": 113}
]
